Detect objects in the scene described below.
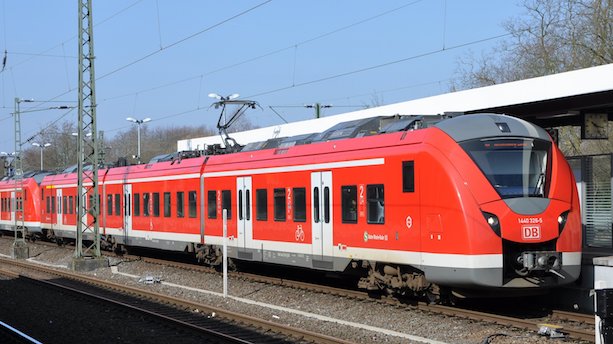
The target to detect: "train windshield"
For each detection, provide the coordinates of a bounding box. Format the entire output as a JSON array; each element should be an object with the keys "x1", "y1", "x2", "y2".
[{"x1": 460, "y1": 138, "x2": 551, "y2": 199}]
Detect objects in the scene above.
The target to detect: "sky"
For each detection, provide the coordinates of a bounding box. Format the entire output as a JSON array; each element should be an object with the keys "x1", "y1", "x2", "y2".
[{"x1": 0, "y1": 0, "x2": 524, "y2": 154}]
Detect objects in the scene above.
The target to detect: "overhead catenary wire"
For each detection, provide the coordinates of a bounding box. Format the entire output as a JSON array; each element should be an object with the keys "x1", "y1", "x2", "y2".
[
  {"x1": 246, "y1": 32, "x2": 512, "y2": 99},
  {"x1": 97, "y1": 0, "x2": 274, "y2": 81},
  {"x1": 100, "y1": 0, "x2": 424, "y2": 103}
]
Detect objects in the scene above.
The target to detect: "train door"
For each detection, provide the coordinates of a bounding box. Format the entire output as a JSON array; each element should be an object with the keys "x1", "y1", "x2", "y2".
[
  {"x1": 56, "y1": 189, "x2": 62, "y2": 227},
  {"x1": 236, "y1": 177, "x2": 252, "y2": 249},
  {"x1": 310, "y1": 171, "x2": 333, "y2": 257},
  {"x1": 123, "y1": 184, "x2": 132, "y2": 242}
]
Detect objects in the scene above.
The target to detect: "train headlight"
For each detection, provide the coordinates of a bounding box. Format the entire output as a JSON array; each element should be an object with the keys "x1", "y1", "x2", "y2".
[
  {"x1": 558, "y1": 211, "x2": 569, "y2": 234},
  {"x1": 482, "y1": 211, "x2": 501, "y2": 236}
]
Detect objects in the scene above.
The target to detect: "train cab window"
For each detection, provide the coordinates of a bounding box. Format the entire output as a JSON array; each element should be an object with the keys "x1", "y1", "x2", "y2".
[
  {"x1": 207, "y1": 191, "x2": 216, "y2": 219},
  {"x1": 293, "y1": 187, "x2": 306, "y2": 222},
  {"x1": 221, "y1": 190, "x2": 231, "y2": 219},
  {"x1": 107, "y1": 195, "x2": 113, "y2": 215},
  {"x1": 115, "y1": 194, "x2": 121, "y2": 216},
  {"x1": 189, "y1": 191, "x2": 197, "y2": 218},
  {"x1": 256, "y1": 189, "x2": 267, "y2": 221},
  {"x1": 274, "y1": 188, "x2": 286, "y2": 221},
  {"x1": 153, "y1": 193, "x2": 160, "y2": 217},
  {"x1": 164, "y1": 192, "x2": 171, "y2": 217},
  {"x1": 134, "y1": 193, "x2": 141, "y2": 216},
  {"x1": 143, "y1": 193, "x2": 150, "y2": 217},
  {"x1": 341, "y1": 185, "x2": 358, "y2": 224},
  {"x1": 402, "y1": 161, "x2": 415, "y2": 192},
  {"x1": 176, "y1": 192, "x2": 184, "y2": 218},
  {"x1": 367, "y1": 184, "x2": 385, "y2": 224}
]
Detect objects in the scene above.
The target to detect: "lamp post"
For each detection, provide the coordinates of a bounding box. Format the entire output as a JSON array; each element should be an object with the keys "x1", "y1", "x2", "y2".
[
  {"x1": 125, "y1": 117, "x2": 151, "y2": 164},
  {"x1": 31, "y1": 142, "x2": 51, "y2": 170}
]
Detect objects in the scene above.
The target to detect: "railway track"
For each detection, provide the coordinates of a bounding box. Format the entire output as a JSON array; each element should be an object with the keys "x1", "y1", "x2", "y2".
[
  {"x1": 0, "y1": 256, "x2": 352, "y2": 344},
  {"x1": 133, "y1": 255, "x2": 597, "y2": 342},
  {"x1": 0, "y1": 237, "x2": 597, "y2": 342}
]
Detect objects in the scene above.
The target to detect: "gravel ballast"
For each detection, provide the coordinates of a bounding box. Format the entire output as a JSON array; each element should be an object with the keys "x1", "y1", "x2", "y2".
[{"x1": 0, "y1": 238, "x2": 592, "y2": 344}]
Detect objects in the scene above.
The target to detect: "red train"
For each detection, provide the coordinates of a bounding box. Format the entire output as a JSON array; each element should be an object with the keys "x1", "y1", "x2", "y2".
[
  {"x1": 3, "y1": 113, "x2": 582, "y2": 299},
  {"x1": 0, "y1": 172, "x2": 47, "y2": 236}
]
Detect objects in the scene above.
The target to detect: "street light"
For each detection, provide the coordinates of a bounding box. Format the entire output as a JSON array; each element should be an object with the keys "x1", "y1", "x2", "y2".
[
  {"x1": 31, "y1": 142, "x2": 51, "y2": 170},
  {"x1": 125, "y1": 117, "x2": 151, "y2": 164}
]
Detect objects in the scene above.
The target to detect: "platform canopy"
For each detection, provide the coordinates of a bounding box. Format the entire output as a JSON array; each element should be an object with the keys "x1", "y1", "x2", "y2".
[{"x1": 178, "y1": 63, "x2": 613, "y2": 151}]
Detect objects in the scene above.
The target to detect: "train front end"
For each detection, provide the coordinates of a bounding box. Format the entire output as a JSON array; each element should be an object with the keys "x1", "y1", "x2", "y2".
[{"x1": 436, "y1": 114, "x2": 581, "y2": 289}]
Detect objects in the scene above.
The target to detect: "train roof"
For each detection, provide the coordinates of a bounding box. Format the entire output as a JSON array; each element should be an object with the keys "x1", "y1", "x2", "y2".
[
  {"x1": 435, "y1": 113, "x2": 550, "y2": 142},
  {"x1": 239, "y1": 114, "x2": 443, "y2": 153}
]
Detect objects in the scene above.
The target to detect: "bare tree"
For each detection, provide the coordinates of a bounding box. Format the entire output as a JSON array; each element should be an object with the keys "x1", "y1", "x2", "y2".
[
  {"x1": 454, "y1": 0, "x2": 613, "y2": 156},
  {"x1": 455, "y1": 0, "x2": 613, "y2": 89}
]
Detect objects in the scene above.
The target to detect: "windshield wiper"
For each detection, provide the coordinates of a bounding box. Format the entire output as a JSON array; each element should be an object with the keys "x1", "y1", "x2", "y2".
[{"x1": 532, "y1": 173, "x2": 545, "y2": 196}]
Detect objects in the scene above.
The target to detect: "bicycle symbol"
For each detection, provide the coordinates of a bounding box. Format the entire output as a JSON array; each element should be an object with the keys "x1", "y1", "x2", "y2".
[{"x1": 295, "y1": 225, "x2": 305, "y2": 242}]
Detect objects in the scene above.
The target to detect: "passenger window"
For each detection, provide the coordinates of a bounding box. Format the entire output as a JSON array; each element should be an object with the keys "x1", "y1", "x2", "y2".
[
  {"x1": 107, "y1": 195, "x2": 113, "y2": 215},
  {"x1": 256, "y1": 189, "x2": 267, "y2": 221},
  {"x1": 69, "y1": 196, "x2": 74, "y2": 214},
  {"x1": 115, "y1": 194, "x2": 121, "y2": 216},
  {"x1": 222, "y1": 190, "x2": 231, "y2": 219},
  {"x1": 207, "y1": 190, "x2": 216, "y2": 219},
  {"x1": 341, "y1": 185, "x2": 358, "y2": 224},
  {"x1": 63, "y1": 196, "x2": 68, "y2": 215},
  {"x1": 134, "y1": 193, "x2": 140, "y2": 216},
  {"x1": 274, "y1": 188, "x2": 286, "y2": 221},
  {"x1": 188, "y1": 191, "x2": 197, "y2": 218},
  {"x1": 176, "y1": 192, "x2": 184, "y2": 218},
  {"x1": 402, "y1": 161, "x2": 415, "y2": 192},
  {"x1": 164, "y1": 192, "x2": 171, "y2": 217},
  {"x1": 153, "y1": 193, "x2": 160, "y2": 217},
  {"x1": 367, "y1": 184, "x2": 385, "y2": 224},
  {"x1": 293, "y1": 187, "x2": 306, "y2": 222},
  {"x1": 143, "y1": 193, "x2": 150, "y2": 217}
]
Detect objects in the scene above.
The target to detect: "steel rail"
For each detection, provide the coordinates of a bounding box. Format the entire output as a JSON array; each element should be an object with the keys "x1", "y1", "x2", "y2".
[{"x1": 0, "y1": 257, "x2": 353, "y2": 344}]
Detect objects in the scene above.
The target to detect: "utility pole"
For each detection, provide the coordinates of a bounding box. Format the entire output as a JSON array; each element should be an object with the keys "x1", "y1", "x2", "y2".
[
  {"x1": 73, "y1": 0, "x2": 107, "y2": 271},
  {"x1": 304, "y1": 103, "x2": 332, "y2": 119},
  {"x1": 12, "y1": 97, "x2": 32, "y2": 259}
]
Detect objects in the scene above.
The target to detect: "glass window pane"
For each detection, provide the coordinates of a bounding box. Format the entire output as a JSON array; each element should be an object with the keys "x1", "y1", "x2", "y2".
[
  {"x1": 189, "y1": 191, "x2": 197, "y2": 218},
  {"x1": 256, "y1": 189, "x2": 267, "y2": 221},
  {"x1": 222, "y1": 190, "x2": 231, "y2": 219},
  {"x1": 341, "y1": 185, "x2": 357, "y2": 223},
  {"x1": 164, "y1": 192, "x2": 171, "y2": 217},
  {"x1": 207, "y1": 190, "x2": 216, "y2": 219},
  {"x1": 367, "y1": 184, "x2": 384, "y2": 224},
  {"x1": 274, "y1": 188, "x2": 286, "y2": 221},
  {"x1": 115, "y1": 194, "x2": 121, "y2": 216},
  {"x1": 134, "y1": 193, "x2": 140, "y2": 216},
  {"x1": 293, "y1": 187, "x2": 306, "y2": 222},
  {"x1": 176, "y1": 192, "x2": 184, "y2": 218},
  {"x1": 153, "y1": 193, "x2": 160, "y2": 217}
]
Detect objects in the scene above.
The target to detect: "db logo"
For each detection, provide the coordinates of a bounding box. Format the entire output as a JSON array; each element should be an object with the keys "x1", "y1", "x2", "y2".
[{"x1": 522, "y1": 225, "x2": 541, "y2": 240}]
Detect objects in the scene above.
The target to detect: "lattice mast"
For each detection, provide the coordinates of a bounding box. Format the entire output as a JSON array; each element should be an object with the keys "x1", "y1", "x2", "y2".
[{"x1": 75, "y1": 0, "x2": 101, "y2": 259}]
